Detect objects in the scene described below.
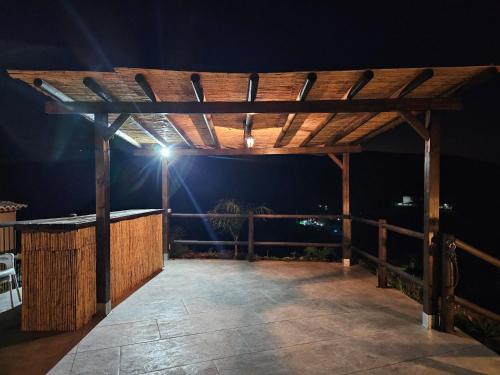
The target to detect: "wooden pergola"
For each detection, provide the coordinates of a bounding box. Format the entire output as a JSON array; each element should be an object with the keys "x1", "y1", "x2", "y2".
[{"x1": 8, "y1": 65, "x2": 499, "y2": 328}]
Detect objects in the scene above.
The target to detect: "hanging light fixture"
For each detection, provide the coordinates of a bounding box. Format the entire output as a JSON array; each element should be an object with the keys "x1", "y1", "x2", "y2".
[{"x1": 245, "y1": 133, "x2": 255, "y2": 148}]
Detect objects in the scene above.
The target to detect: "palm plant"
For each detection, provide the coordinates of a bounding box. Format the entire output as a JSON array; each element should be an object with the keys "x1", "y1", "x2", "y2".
[{"x1": 209, "y1": 198, "x2": 272, "y2": 258}]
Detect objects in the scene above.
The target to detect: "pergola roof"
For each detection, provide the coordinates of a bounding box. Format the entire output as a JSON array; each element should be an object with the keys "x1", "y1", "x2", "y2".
[{"x1": 8, "y1": 66, "x2": 498, "y2": 153}]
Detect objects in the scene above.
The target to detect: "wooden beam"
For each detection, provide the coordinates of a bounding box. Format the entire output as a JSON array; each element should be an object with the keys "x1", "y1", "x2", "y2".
[
  {"x1": 161, "y1": 156, "x2": 170, "y2": 257},
  {"x1": 422, "y1": 119, "x2": 440, "y2": 329},
  {"x1": 95, "y1": 113, "x2": 111, "y2": 315},
  {"x1": 326, "y1": 69, "x2": 434, "y2": 145},
  {"x1": 342, "y1": 152, "x2": 351, "y2": 266},
  {"x1": 274, "y1": 72, "x2": 317, "y2": 147},
  {"x1": 105, "y1": 113, "x2": 130, "y2": 140},
  {"x1": 45, "y1": 97, "x2": 461, "y2": 115},
  {"x1": 397, "y1": 111, "x2": 430, "y2": 140},
  {"x1": 191, "y1": 74, "x2": 220, "y2": 148},
  {"x1": 33, "y1": 78, "x2": 140, "y2": 148},
  {"x1": 83, "y1": 76, "x2": 168, "y2": 147},
  {"x1": 300, "y1": 70, "x2": 374, "y2": 147},
  {"x1": 135, "y1": 74, "x2": 194, "y2": 147},
  {"x1": 328, "y1": 154, "x2": 343, "y2": 170},
  {"x1": 134, "y1": 145, "x2": 361, "y2": 157}
]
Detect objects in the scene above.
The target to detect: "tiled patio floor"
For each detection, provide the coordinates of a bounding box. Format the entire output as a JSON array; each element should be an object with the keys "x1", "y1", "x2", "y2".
[{"x1": 48, "y1": 259, "x2": 499, "y2": 374}]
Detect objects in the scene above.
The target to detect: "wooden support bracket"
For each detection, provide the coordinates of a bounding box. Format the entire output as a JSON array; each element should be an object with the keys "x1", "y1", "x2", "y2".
[
  {"x1": 328, "y1": 154, "x2": 343, "y2": 170},
  {"x1": 398, "y1": 111, "x2": 430, "y2": 140}
]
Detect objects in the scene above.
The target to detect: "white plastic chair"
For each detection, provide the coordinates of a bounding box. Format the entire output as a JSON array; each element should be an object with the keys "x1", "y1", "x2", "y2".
[{"x1": 0, "y1": 253, "x2": 22, "y2": 308}]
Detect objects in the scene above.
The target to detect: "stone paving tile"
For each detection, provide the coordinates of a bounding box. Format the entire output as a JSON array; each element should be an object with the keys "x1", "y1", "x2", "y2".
[
  {"x1": 99, "y1": 300, "x2": 188, "y2": 326},
  {"x1": 47, "y1": 352, "x2": 75, "y2": 375},
  {"x1": 71, "y1": 347, "x2": 120, "y2": 375},
  {"x1": 182, "y1": 292, "x2": 273, "y2": 315},
  {"x1": 120, "y1": 329, "x2": 250, "y2": 375},
  {"x1": 214, "y1": 338, "x2": 392, "y2": 375},
  {"x1": 77, "y1": 320, "x2": 160, "y2": 352},
  {"x1": 253, "y1": 296, "x2": 349, "y2": 322},
  {"x1": 356, "y1": 344, "x2": 500, "y2": 374},
  {"x1": 236, "y1": 316, "x2": 346, "y2": 351},
  {"x1": 144, "y1": 361, "x2": 219, "y2": 375},
  {"x1": 158, "y1": 308, "x2": 265, "y2": 338}
]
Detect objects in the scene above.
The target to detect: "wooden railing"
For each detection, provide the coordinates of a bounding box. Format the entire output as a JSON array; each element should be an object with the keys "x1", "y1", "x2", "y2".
[
  {"x1": 440, "y1": 235, "x2": 500, "y2": 331},
  {"x1": 350, "y1": 216, "x2": 500, "y2": 331},
  {"x1": 350, "y1": 216, "x2": 425, "y2": 288},
  {"x1": 170, "y1": 212, "x2": 342, "y2": 261}
]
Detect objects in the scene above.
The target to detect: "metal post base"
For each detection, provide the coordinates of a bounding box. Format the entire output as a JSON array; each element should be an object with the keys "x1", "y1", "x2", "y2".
[
  {"x1": 96, "y1": 301, "x2": 112, "y2": 316},
  {"x1": 422, "y1": 312, "x2": 437, "y2": 330},
  {"x1": 343, "y1": 258, "x2": 351, "y2": 267}
]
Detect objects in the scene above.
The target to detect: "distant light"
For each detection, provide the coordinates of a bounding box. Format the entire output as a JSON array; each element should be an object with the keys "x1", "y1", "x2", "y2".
[
  {"x1": 160, "y1": 147, "x2": 171, "y2": 158},
  {"x1": 245, "y1": 135, "x2": 255, "y2": 148}
]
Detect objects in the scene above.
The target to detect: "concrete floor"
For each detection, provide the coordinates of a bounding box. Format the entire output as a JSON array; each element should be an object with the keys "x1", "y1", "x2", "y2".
[{"x1": 35, "y1": 260, "x2": 500, "y2": 374}]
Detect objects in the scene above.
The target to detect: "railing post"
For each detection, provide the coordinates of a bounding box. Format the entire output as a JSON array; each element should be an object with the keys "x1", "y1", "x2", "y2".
[
  {"x1": 342, "y1": 153, "x2": 351, "y2": 267},
  {"x1": 440, "y1": 234, "x2": 456, "y2": 332},
  {"x1": 248, "y1": 209, "x2": 255, "y2": 262},
  {"x1": 378, "y1": 219, "x2": 388, "y2": 288}
]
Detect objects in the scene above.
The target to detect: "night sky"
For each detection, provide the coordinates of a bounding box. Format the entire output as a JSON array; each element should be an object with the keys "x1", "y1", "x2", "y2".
[{"x1": 1, "y1": 0, "x2": 499, "y2": 232}]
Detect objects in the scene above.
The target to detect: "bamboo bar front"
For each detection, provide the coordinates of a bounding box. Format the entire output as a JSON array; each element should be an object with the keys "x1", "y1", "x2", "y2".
[{"x1": 15, "y1": 209, "x2": 163, "y2": 331}]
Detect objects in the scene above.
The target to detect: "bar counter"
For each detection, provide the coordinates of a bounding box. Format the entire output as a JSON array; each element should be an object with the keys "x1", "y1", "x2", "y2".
[{"x1": 7, "y1": 209, "x2": 164, "y2": 331}]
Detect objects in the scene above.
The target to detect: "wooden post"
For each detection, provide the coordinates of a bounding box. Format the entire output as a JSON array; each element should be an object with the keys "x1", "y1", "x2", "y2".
[
  {"x1": 95, "y1": 113, "x2": 111, "y2": 315},
  {"x1": 248, "y1": 209, "x2": 255, "y2": 262},
  {"x1": 440, "y1": 234, "x2": 455, "y2": 332},
  {"x1": 342, "y1": 153, "x2": 351, "y2": 267},
  {"x1": 161, "y1": 156, "x2": 170, "y2": 259},
  {"x1": 378, "y1": 219, "x2": 388, "y2": 287},
  {"x1": 422, "y1": 120, "x2": 440, "y2": 329}
]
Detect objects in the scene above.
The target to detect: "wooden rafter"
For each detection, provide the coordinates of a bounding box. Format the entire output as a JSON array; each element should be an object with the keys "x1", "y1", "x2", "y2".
[
  {"x1": 33, "y1": 78, "x2": 140, "y2": 148},
  {"x1": 353, "y1": 67, "x2": 498, "y2": 145},
  {"x1": 301, "y1": 70, "x2": 374, "y2": 147},
  {"x1": 45, "y1": 97, "x2": 461, "y2": 115},
  {"x1": 325, "y1": 69, "x2": 434, "y2": 145},
  {"x1": 135, "y1": 74, "x2": 194, "y2": 147},
  {"x1": 83, "y1": 77, "x2": 169, "y2": 147},
  {"x1": 274, "y1": 73, "x2": 317, "y2": 147},
  {"x1": 190, "y1": 74, "x2": 220, "y2": 148},
  {"x1": 134, "y1": 145, "x2": 361, "y2": 157}
]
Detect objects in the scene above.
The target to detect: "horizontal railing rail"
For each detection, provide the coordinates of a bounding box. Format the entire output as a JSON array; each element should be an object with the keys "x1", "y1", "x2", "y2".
[
  {"x1": 454, "y1": 238, "x2": 500, "y2": 268},
  {"x1": 352, "y1": 216, "x2": 424, "y2": 239},
  {"x1": 173, "y1": 239, "x2": 341, "y2": 248},
  {"x1": 351, "y1": 246, "x2": 423, "y2": 286},
  {"x1": 171, "y1": 212, "x2": 342, "y2": 220},
  {"x1": 455, "y1": 296, "x2": 500, "y2": 322}
]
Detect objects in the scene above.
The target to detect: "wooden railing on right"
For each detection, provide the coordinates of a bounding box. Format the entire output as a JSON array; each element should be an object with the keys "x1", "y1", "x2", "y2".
[{"x1": 350, "y1": 216, "x2": 500, "y2": 332}]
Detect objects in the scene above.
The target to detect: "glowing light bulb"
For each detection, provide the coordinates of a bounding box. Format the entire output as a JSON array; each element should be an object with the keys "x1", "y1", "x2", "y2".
[
  {"x1": 245, "y1": 135, "x2": 255, "y2": 148},
  {"x1": 160, "y1": 147, "x2": 171, "y2": 158}
]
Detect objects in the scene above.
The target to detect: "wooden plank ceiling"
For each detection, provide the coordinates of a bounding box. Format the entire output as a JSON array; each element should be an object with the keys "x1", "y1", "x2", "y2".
[{"x1": 8, "y1": 66, "x2": 498, "y2": 150}]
